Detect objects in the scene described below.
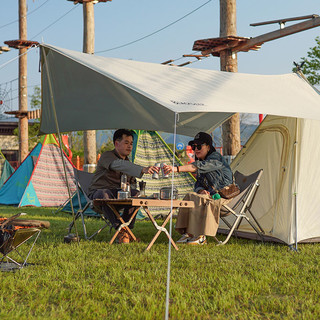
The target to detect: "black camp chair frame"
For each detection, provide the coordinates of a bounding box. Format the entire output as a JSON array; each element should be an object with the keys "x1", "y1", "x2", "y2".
[
  {"x1": 68, "y1": 169, "x2": 111, "y2": 240},
  {"x1": 0, "y1": 228, "x2": 41, "y2": 270},
  {"x1": 214, "y1": 169, "x2": 265, "y2": 245},
  {"x1": 0, "y1": 213, "x2": 42, "y2": 271}
]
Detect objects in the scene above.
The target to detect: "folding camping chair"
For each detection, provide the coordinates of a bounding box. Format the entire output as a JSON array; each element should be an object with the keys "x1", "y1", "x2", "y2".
[
  {"x1": 68, "y1": 168, "x2": 111, "y2": 240},
  {"x1": 214, "y1": 169, "x2": 264, "y2": 245},
  {"x1": 0, "y1": 213, "x2": 50, "y2": 271}
]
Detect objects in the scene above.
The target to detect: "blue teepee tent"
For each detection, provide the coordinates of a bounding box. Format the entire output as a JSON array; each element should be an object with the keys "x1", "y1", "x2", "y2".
[{"x1": 0, "y1": 135, "x2": 76, "y2": 207}]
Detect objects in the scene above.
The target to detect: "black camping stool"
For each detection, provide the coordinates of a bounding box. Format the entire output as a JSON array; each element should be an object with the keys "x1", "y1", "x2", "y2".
[{"x1": 0, "y1": 213, "x2": 50, "y2": 271}]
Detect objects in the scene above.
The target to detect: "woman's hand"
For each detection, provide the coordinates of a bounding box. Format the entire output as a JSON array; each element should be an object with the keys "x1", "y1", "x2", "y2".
[
  {"x1": 198, "y1": 189, "x2": 210, "y2": 195},
  {"x1": 142, "y1": 166, "x2": 160, "y2": 174},
  {"x1": 162, "y1": 164, "x2": 174, "y2": 174}
]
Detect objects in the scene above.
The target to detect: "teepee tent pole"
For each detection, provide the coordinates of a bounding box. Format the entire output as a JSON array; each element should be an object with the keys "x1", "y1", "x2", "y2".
[
  {"x1": 41, "y1": 46, "x2": 79, "y2": 240},
  {"x1": 155, "y1": 131, "x2": 196, "y2": 182}
]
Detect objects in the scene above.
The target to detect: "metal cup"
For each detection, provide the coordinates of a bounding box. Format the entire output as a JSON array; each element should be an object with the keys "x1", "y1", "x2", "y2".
[
  {"x1": 152, "y1": 163, "x2": 161, "y2": 179},
  {"x1": 161, "y1": 163, "x2": 169, "y2": 178},
  {"x1": 117, "y1": 190, "x2": 130, "y2": 199}
]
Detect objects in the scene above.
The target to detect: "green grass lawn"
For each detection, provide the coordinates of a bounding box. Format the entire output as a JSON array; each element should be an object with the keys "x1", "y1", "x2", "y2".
[{"x1": 0, "y1": 205, "x2": 319, "y2": 320}]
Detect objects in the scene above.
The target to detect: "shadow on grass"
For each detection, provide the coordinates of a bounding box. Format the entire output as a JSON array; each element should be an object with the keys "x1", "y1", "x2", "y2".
[{"x1": 0, "y1": 204, "x2": 286, "y2": 248}]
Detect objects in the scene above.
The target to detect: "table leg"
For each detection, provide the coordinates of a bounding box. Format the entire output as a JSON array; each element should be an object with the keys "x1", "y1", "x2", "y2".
[
  {"x1": 144, "y1": 207, "x2": 178, "y2": 251},
  {"x1": 108, "y1": 205, "x2": 139, "y2": 244}
]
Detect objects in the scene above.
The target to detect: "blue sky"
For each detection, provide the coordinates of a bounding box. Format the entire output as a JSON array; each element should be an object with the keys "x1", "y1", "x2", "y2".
[{"x1": 1, "y1": 0, "x2": 320, "y2": 120}]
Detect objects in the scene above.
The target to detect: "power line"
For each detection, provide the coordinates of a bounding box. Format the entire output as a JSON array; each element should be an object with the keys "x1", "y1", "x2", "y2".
[
  {"x1": 30, "y1": 4, "x2": 80, "y2": 40},
  {"x1": 0, "y1": 0, "x2": 52, "y2": 30},
  {"x1": 95, "y1": 0, "x2": 213, "y2": 54}
]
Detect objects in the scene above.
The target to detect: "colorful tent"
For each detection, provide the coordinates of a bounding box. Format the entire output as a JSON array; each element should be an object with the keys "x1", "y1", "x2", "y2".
[
  {"x1": 0, "y1": 151, "x2": 14, "y2": 189},
  {"x1": 0, "y1": 135, "x2": 76, "y2": 207},
  {"x1": 225, "y1": 115, "x2": 320, "y2": 245},
  {"x1": 131, "y1": 130, "x2": 195, "y2": 216}
]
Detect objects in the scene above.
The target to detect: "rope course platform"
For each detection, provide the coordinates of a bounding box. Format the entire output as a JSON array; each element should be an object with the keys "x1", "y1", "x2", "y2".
[
  {"x1": 4, "y1": 40, "x2": 39, "y2": 49},
  {"x1": 193, "y1": 36, "x2": 261, "y2": 56}
]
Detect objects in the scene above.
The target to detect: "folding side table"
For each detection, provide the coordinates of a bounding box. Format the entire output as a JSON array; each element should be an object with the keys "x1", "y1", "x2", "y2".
[{"x1": 93, "y1": 198, "x2": 194, "y2": 250}]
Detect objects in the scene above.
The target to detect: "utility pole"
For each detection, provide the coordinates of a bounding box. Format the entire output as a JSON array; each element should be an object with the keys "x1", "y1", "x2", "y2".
[
  {"x1": 82, "y1": 0, "x2": 96, "y2": 173},
  {"x1": 219, "y1": 0, "x2": 241, "y2": 157},
  {"x1": 193, "y1": 9, "x2": 320, "y2": 159},
  {"x1": 19, "y1": 0, "x2": 28, "y2": 162},
  {"x1": 68, "y1": 0, "x2": 111, "y2": 172}
]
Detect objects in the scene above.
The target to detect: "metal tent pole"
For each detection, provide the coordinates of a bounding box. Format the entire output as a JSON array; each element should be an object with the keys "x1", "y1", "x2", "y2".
[
  {"x1": 292, "y1": 69, "x2": 317, "y2": 251},
  {"x1": 165, "y1": 112, "x2": 178, "y2": 320},
  {"x1": 294, "y1": 118, "x2": 299, "y2": 251},
  {"x1": 41, "y1": 46, "x2": 79, "y2": 241}
]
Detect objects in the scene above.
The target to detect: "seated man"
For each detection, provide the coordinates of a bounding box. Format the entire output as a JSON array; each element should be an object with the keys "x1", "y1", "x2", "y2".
[{"x1": 88, "y1": 129, "x2": 158, "y2": 244}]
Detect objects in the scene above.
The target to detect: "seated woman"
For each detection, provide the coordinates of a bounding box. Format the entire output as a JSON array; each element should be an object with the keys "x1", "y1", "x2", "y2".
[{"x1": 163, "y1": 132, "x2": 233, "y2": 245}]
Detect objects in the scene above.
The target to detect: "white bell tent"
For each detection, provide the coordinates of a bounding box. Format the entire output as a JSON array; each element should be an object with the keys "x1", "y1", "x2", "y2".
[{"x1": 226, "y1": 115, "x2": 320, "y2": 244}]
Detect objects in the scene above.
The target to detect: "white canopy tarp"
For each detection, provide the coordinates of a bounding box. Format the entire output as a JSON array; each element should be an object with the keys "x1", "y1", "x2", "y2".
[{"x1": 40, "y1": 44, "x2": 320, "y2": 135}]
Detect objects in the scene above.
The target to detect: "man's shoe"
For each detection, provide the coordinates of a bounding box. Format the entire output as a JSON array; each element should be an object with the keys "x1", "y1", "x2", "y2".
[
  {"x1": 187, "y1": 235, "x2": 207, "y2": 245},
  {"x1": 176, "y1": 233, "x2": 192, "y2": 243},
  {"x1": 117, "y1": 229, "x2": 130, "y2": 244}
]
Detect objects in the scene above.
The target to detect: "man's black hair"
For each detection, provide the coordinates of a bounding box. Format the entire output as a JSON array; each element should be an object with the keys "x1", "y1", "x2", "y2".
[{"x1": 113, "y1": 129, "x2": 134, "y2": 144}]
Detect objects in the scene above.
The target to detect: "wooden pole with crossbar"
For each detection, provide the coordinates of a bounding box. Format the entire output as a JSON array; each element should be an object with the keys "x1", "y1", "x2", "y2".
[
  {"x1": 67, "y1": 0, "x2": 112, "y2": 172},
  {"x1": 19, "y1": 0, "x2": 29, "y2": 163},
  {"x1": 82, "y1": 0, "x2": 97, "y2": 173},
  {"x1": 193, "y1": 6, "x2": 320, "y2": 158},
  {"x1": 219, "y1": 0, "x2": 241, "y2": 157}
]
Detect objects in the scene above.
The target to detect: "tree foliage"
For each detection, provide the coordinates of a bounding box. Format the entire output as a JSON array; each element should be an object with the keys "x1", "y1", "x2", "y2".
[
  {"x1": 295, "y1": 36, "x2": 320, "y2": 85},
  {"x1": 98, "y1": 137, "x2": 114, "y2": 154},
  {"x1": 30, "y1": 85, "x2": 41, "y2": 109}
]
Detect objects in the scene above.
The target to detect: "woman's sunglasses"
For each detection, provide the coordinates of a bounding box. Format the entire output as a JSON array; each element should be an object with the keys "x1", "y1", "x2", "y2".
[{"x1": 191, "y1": 144, "x2": 205, "y2": 151}]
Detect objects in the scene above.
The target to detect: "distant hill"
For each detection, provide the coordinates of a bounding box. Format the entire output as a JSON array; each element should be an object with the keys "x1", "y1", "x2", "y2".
[
  {"x1": 159, "y1": 123, "x2": 258, "y2": 148},
  {"x1": 95, "y1": 124, "x2": 258, "y2": 149}
]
